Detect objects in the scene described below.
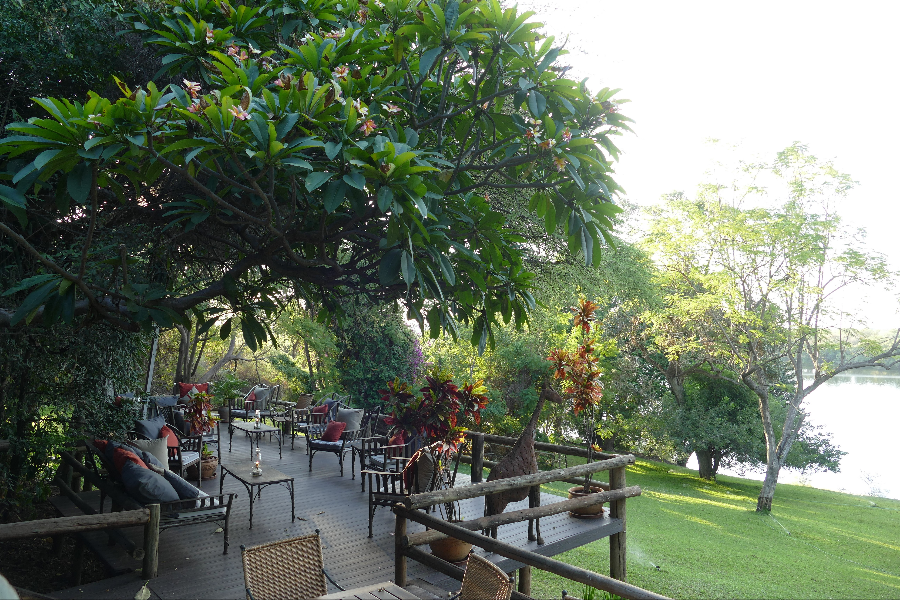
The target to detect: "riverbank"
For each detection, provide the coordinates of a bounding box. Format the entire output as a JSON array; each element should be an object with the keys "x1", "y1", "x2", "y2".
[{"x1": 533, "y1": 459, "x2": 900, "y2": 599}]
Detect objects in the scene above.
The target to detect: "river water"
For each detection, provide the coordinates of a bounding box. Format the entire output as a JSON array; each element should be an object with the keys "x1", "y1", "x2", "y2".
[{"x1": 689, "y1": 372, "x2": 900, "y2": 500}]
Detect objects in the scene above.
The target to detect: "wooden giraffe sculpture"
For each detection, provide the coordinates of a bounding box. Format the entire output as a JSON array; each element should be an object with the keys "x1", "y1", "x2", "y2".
[{"x1": 484, "y1": 382, "x2": 563, "y2": 544}]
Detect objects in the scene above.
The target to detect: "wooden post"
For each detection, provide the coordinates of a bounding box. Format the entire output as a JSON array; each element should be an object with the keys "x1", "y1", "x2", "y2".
[
  {"x1": 143, "y1": 504, "x2": 160, "y2": 579},
  {"x1": 470, "y1": 432, "x2": 484, "y2": 483},
  {"x1": 518, "y1": 565, "x2": 531, "y2": 595},
  {"x1": 609, "y1": 466, "x2": 627, "y2": 582},
  {"x1": 394, "y1": 509, "x2": 407, "y2": 588},
  {"x1": 71, "y1": 537, "x2": 84, "y2": 585}
]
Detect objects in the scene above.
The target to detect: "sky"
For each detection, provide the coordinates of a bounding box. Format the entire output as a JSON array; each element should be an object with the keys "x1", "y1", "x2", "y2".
[{"x1": 516, "y1": 0, "x2": 900, "y2": 326}]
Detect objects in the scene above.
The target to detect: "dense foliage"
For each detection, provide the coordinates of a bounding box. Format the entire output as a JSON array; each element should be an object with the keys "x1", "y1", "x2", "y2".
[{"x1": 0, "y1": 0, "x2": 631, "y2": 357}]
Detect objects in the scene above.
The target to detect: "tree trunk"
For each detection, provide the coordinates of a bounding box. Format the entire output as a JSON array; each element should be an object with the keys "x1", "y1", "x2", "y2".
[
  {"x1": 197, "y1": 334, "x2": 239, "y2": 382},
  {"x1": 303, "y1": 339, "x2": 315, "y2": 390},
  {"x1": 695, "y1": 448, "x2": 715, "y2": 480}
]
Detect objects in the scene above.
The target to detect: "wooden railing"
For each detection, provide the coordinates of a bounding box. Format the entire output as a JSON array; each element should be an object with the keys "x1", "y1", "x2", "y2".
[{"x1": 392, "y1": 435, "x2": 669, "y2": 600}]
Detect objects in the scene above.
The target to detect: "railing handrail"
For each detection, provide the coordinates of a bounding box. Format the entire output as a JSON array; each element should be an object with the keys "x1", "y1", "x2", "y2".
[
  {"x1": 404, "y1": 454, "x2": 634, "y2": 509},
  {"x1": 465, "y1": 431, "x2": 619, "y2": 460},
  {"x1": 0, "y1": 508, "x2": 150, "y2": 541}
]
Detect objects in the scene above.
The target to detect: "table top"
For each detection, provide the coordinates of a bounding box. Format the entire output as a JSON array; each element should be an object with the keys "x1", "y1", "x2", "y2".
[
  {"x1": 316, "y1": 582, "x2": 419, "y2": 599},
  {"x1": 231, "y1": 421, "x2": 280, "y2": 434},
  {"x1": 220, "y1": 461, "x2": 292, "y2": 485}
]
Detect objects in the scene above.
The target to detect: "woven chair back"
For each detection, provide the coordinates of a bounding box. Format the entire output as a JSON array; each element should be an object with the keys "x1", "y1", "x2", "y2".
[
  {"x1": 460, "y1": 554, "x2": 512, "y2": 600},
  {"x1": 241, "y1": 534, "x2": 328, "y2": 600}
]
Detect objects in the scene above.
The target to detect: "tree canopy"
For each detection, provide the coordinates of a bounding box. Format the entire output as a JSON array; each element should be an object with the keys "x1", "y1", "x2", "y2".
[{"x1": 0, "y1": 0, "x2": 631, "y2": 353}]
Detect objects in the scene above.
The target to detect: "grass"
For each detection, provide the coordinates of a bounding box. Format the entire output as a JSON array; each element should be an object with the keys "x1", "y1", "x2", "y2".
[{"x1": 518, "y1": 459, "x2": 900, "y2": 599}]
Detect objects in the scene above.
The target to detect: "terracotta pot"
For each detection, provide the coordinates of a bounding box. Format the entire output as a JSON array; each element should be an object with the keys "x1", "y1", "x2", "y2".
[
  {"x1": 429, "y1": 532, "x2": 473, "y2": 563},
  {"x1": 567, "y1": 485, "x2": 605, "y2": 516},
  {"x1": 187, "y1": 457, "x2": 219, "y2": 480}
]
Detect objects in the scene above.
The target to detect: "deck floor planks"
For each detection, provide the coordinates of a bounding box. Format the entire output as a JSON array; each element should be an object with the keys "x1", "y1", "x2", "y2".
[{"x1": 48, "y1": 432, "x2": 622, "y2": 599}]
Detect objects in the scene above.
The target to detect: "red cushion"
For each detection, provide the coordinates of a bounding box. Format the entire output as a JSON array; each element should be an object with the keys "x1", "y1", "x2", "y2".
[
  {"x1": 312, "y1": 404, "x2": 328, "y2": 414},
  {"x1": 321, "y1": 421, "x2": 346, "y2": 442},
  {"x1": 177, "y1": 382, "x2": 209, "y2": 398},
  {"x1": 93, "y1": 439, "x2": 108, "y2": 452},
  {"x1": 158, "y1": 425, "x2": 180, "y2": 448},
  {"x1": 386, "y1": 432, "x2": 405, "y2": 458},
  {"x1": 112, "y1": 447, "x2": 147, "y2": 473}
]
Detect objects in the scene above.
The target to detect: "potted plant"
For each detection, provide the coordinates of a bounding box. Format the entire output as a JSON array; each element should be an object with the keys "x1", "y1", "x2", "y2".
[
  {"x1": 380, "y1": 371, "x2": 487, "y2": 562},
  {"x1": 548, "y1": 298, "x2": 608, "y2": 517},
  {"x1": 185, "y1": 390, "x2": 218, "y2": 436},
  {"x1": 212, "y1": 372, "x2": 249, "y2": 422},
  {"x1": 187, "y1": 443, "x2": 219, "y2": 480}
]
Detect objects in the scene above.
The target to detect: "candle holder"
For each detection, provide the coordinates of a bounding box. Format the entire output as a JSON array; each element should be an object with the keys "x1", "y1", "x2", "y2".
[
  {"x1": 254, "y1": 409, "x2": 261, "y2": 429},
  {"x1": 251, "y1": 447, "x2": 262, "y2": 476}
]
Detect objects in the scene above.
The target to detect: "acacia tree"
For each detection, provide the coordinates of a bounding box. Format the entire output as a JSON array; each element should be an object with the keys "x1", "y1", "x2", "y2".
[
  {"x1": 0, "y1": 0, "x2": 630, "y2": 353},
  {"x1": 645, "y1": 143, "x2": 900, "y2": 510}
]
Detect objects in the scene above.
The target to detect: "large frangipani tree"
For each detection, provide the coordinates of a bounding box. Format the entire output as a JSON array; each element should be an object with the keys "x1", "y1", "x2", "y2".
[{"x1": 0, "y1": 0, "x2": 631, "y2": 351}]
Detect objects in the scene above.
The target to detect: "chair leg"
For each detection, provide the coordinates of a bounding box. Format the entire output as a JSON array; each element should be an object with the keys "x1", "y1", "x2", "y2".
[
  {"x1": 339, "y1": 453, "x2": 344, "y2": 477},
  {"x1": 308, "y1": 449, "x2": 314, "y2": 472}
]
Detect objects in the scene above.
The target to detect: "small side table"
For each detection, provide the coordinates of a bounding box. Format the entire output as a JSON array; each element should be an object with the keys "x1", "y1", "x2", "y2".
[
  {"x1": 229, "y1": 421, "x2": 283, "y2": 459},
  {"x1": 220, "y1": 462, "x2": 295, "y2": 529}
]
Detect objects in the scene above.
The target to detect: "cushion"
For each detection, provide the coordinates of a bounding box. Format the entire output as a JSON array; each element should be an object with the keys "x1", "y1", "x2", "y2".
[
  {"x1": 177, "y1": 383, "x2": 209, "y2": 398},
  {"x1": 336, "y1": 408, "x2": 363, "y2": 432},
  {"x1": 158, "y1": 425, "x2": 180, "y2": 448},
  {"x1": 92, "y1": 439, "x2": 108, "y2": 452},
  {"x1": 386, "y1": 432, "x2": 405, "y2": 458},
  {"x1": 127, "y1": 438, "x2": 169, "y2": 468},
  {"x1": 321, "y1": 421, "x2": 347, "y2": 442},
  {"x1": 152, "y1": 395, "x2": 178, "y2": 407},
  {"x1": 312, "y1": 404, "x2": 328, "y2": 414},
  {"x1": 253, "y1": 387, "x2": 272, "y2": 410},
  {"x1": 163, "y1": 470, "x2": 202, "y2": 501},
  {"x1": 112, "y1": 447, "x2": 147, "y2": 473},
  {"x1": 120, "y1": 461, "x2": 180, "y2": 504},
  {"x1": 134, "y1": 415, "x2": 167, "y2": 440},
  {"x1": 173, "y1": 411, "x2": 187, "y2": 437}
]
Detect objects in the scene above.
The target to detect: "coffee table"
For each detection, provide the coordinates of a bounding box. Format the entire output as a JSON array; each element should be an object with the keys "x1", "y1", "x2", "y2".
[
  {"x1": 219, "y1": 462, "x2": 295, "y2": 529},
  {"x1": 229, "y1": 420, "x2": 283, "y2": 459}
]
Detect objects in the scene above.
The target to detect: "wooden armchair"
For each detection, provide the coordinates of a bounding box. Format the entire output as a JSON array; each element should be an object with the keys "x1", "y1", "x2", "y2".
[{"x1": 363, "y1": 441, "x2": 462, "y2": 538}]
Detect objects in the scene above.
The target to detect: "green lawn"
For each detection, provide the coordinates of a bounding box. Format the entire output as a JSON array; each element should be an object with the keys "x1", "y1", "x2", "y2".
[{"x1": 522, "y1": 460, "x2": 900, "y2": 599}]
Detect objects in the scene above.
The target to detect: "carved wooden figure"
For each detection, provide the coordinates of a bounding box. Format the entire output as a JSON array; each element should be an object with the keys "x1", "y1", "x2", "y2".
[{"x1": 484, "y1": 383, "x2": 563, "y2": 544}]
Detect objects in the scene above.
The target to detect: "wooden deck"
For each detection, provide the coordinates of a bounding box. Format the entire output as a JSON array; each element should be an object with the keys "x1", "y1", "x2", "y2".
[{"x1": 48, "y1": 431, "x2": 623, "y2": 600}]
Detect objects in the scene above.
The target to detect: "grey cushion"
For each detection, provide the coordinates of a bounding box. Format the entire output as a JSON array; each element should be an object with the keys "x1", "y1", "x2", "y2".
[
  {"x1": 336, "y1": 408, "x2": 363, "y2": 432},
  {"x1": 253, "y1": 387, "x2": 272, "y2": 410},
  {"x1": 127, "y1": 438, "x2": 169, "y2": 469},
  {"x1": 163, "y1": 470, "x2": 202, "y2": 501},
  {"x1": 173, "y1": 410, "x2": 187, "y2": 436},
  {"x1": 152, "y1": 395, "x2": 178, "y2": 407},
  {"x1": 135, "y1": 415, "x2": 167, "y2": 440},
  {"x1": 120, "y1": 461, "x2": 180, "y2": 504}
]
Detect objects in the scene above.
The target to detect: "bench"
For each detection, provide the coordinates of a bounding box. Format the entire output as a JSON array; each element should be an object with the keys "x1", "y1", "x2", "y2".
[{"x1": 80, "y1": 440, "x2": 235, "y2": 555}]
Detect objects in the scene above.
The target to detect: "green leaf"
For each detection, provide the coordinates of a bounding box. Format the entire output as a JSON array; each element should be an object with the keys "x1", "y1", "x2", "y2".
[
  {"x1": 10, "y1": 281, "x2": 57, "y2": 325},
  {"x1": 377, "y1": 186, "x2": 394, "y2": 212},
  {"x1": 0, "y1": 184, "x2": 26, "y2": 209},
  {"x1": 220, "y1": 318, "x2": 233, "y2": 340},
  {"x1": 343, "y1": 171, "x2": 366, "y2": 190},
  {"x1": 379, "y1": 248, "x2": 402, "y2": 284},
  {"x1": 67, "y1": 164, "x2": 92, "y2": 203},
  {"x1": 400, "y1": 250, "x2": 416, "y2": 287},
  {"x1": 419, "y1": 47, "x2": 442, "y2": 77},
  {"x1": 241, "y1": 318, "x2": 258, "y2": 352},
  {"x1": 323, "y1": 180, "x2": 347, "y2": 212},
  {"x1": 536, "y1": 48, "x2": 560, "y2": 74},
  {"x1": 2, "y1": 274, "x2": 56, "y2": 296},
  {"x1": 324, "y1": 141, "x2": 342, "y2": 160},
  {"x1": 527, "y1": 91, "x2": 546, "y2": 117},
  {"x1": 305, "y1": 171, "x2": 334, "y2": 192},
  {"x1": 282, "y1": 158, "x2": 313, "y2": 170},
  {"x1": 438, "y1": 254, "x2": 455, "y2": 285}
]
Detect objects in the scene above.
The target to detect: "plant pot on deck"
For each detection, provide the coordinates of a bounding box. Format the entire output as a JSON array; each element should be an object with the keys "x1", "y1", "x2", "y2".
[
  {"x1": 429, "y1": 534, "x2": 473, "y2": 563},
  {"x1": 567, "y1": 485, "x2": 605, "y2": 517},
  {"x1": 187, "y1": 456, "x2": 219, "y2": 480}
]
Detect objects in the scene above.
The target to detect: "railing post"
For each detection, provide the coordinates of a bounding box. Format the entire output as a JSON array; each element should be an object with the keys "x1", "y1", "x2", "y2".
[
  {"x1": 143, "y1": 504, "x2": 160, "y2": 579},
  {"x1": 609, "y1": 466, "x2": 627, "y2": 582},
  {"x1": 470, "y1": 432, "x2": 484, "y2": 484},
  {"x1": 395, "y1": 509, "x2": 408, "y2": 587},
  {"x1": 518, "y1": 565, "x2": 532, "y2": 595}
]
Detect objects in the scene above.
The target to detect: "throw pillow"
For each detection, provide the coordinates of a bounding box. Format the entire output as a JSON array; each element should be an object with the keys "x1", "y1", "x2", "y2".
[
  {"x1": 163, "y1": 470, "x2": 202, "y2": 501},
  {"x1": 176, "y1": 382, "x2": 209, "y2": 398},
  {"x1": 134, "y1": 415, "x2": 167, "y2": 440},
  {"x1": 321, "y1": 421, "x2": 347, "y2": 442},
  {"x1": 112, "y1": 447, "x2": 147, "y2": 473},
  {"x1": 127, "y1": 438, "x2": 169, "y2": 469},
  {"x1": 92, "y1": 439, "x2": 108, "y2": 452},
  {"x1": 172, "y1": 411, "x2": 187, "y2": 437},
  {"x1": 336, "y1": 408, "x2": 364, "y2": 432},
  {"x1": 120, "y1": 461, "x2": 180, "y2": 504},
  {"x1": 158, "y1": 425, "x2": 180, "y2": 448},
  {"x1": 386, "y1": 432, "x2": 405, "y2": 458}
]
